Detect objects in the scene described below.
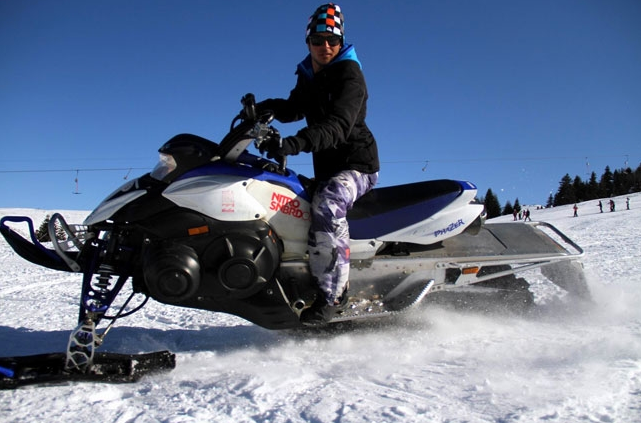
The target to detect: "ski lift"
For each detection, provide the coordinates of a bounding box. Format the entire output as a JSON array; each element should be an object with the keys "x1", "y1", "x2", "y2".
[{"x1": 73, "y1": 170, "x2": 81, "y2": 194}]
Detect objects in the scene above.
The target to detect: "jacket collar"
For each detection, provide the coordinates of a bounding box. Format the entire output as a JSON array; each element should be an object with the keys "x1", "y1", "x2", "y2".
[{"x1": 297, "y1": 43, "x2": 361, "y2": 80}]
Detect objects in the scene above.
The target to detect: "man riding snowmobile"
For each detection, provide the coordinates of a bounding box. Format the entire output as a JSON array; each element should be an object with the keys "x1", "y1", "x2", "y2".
[{"x1": 257, "y1": 3, "x2": 379, "y2": 325}]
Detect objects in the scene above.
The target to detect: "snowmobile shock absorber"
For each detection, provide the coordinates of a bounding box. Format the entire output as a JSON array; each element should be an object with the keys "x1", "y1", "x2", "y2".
[
  {"x1": 93, "y1": 264, "x2": 116, "y2": 299},
  {"x1": 78, "y1": 238, "x2": 131, "y2": 323},
  {"x1": 78, "y1": 263, "x2": 117, "y2": 318}
]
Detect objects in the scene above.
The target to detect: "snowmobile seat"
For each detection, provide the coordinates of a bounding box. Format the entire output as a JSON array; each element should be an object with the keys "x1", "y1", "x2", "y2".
[{"x1": 347, "y1": 179, "x2": 464, "y2": 239}]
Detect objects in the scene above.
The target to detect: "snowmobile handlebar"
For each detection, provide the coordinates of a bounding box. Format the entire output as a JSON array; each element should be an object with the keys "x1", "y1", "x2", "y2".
[
  {"x1": 238, "y1": 93, "x2": 287, "y2": 174},
  {"x1": 253, "y1": 124, "x2": 287, "y2": 175}
]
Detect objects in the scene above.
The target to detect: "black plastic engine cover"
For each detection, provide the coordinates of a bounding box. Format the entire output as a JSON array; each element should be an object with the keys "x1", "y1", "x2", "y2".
[
  {"x1": 141, "y1": 212, "x2": 281, "y2": 303},
  {"x1": 143, "y1": 242, "x2": 201, "y2": 303}
]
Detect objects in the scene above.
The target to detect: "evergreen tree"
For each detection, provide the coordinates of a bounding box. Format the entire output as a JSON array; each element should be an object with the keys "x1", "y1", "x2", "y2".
[
  {"x1": 56, "y1": 223, "x2": 67, "y2": 241},
  {"x1": 612, "y1": 169, "x2": 625, "y2": 195},
  {"x1": 587, "y1": 171, "x2": 600, "y2": 199},
  {"x1": 633, "y1": 163, "x2": 641, "y2": 192},
  {"x1": 600, "y1": 166, "x2": 614, "y2": 197},
  {"x1": 573, "y1": 175, "x2": 585, "y2": 202},
  {"x1": 35, "y1": 215, "x2": 66, "y2": 242},
  {"x1": 484, "y1": 188, "x2": 501, "y2": 219},
  {"x1": 613, "y1": 167, "x2": 635, "y2": 196},
  {"x1": 503, "y1": 200, "x2": 514, "y2": 216},
  {"x1": 546, "y1": 193, "x2": 554, "y2": 208},
  {"x1": 484, "y1": 162, "x2": 641, "y2": 211},
  {"x1": 513, "y1": 198, "x2": 521, "y2": 214},
  {"x1": 554, "y1": 174, "x2": 576, "y2": 206},
  {"x1": 36, "y1": 215, "x2": 51, "y2": 242}
]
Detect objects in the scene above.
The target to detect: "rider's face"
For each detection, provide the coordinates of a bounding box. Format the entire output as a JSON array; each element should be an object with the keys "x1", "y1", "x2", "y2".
[{"x1": 307, "y1": 33, "x2": 341, "y2": 73}]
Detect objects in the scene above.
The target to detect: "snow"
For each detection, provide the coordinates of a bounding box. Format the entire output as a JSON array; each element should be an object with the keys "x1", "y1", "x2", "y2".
[{"x1": 1, "y1": 194, "x2": 641, "y2": 422}]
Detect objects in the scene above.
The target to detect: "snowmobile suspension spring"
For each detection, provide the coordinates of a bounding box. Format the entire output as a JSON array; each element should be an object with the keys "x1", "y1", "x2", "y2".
[{"x1": 94, "y1": 264, "x2": 116, "y2": 291}]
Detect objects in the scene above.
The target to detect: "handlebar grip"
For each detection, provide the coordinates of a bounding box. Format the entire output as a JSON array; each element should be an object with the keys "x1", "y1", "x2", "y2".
[
  {"x1": 241, "y1": 93, "x2": 256, "y2": 120},
  {"x1": 278, "y1": 155, "x2": 287, "y2": 174}
]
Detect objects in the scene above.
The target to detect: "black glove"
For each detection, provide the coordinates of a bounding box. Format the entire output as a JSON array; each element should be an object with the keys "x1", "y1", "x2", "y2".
[
  {"x1": 278, "y1": 137, "x2": 304, "y2": 156},
  {"x1": 258, "y1": 129, "x2": 281, "y2": 156},
  {"x1": 260, "y1": 134, "x2": 304, "y2": 158}
]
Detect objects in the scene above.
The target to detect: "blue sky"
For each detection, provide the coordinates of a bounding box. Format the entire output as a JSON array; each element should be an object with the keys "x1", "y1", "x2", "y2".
[{"x1": 1, "y1": 0, "x2": 640, "y2": 211}]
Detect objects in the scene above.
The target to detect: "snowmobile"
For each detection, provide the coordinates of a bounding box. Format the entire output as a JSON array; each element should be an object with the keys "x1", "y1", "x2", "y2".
[{"x1": 0, "y1": 94, "x2": 586, "y2": 387}]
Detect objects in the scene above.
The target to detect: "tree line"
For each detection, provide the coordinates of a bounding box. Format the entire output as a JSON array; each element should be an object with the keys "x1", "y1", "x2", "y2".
[{"x1": 482, "y1": 163, "x2": 641, "y2": 219}]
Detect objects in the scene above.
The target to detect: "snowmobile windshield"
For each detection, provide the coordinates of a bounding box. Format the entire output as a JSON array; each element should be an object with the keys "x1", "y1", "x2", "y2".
[{"x1": 150, "y1": 153, "x2": 177, "y2": 181}]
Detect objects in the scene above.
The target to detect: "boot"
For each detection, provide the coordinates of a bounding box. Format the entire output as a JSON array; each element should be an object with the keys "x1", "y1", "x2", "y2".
[{"x1": 300, "y1": 290, "x2": 349, "y2": 326}]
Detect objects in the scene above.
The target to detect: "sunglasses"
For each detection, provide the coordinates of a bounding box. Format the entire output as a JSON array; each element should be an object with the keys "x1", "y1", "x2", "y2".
[{"x1": 308, "y1": 34, "x2": 342, "y2": 47}]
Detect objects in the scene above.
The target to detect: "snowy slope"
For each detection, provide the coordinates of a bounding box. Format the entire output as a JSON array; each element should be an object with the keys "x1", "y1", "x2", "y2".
[{"x1": 1, "y1": 194, "x2": 640, "y2": 423}]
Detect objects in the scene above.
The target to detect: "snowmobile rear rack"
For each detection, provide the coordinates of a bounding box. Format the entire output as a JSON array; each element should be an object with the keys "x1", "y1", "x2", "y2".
[{"x1": 431, "y1": 221, "x2": 584, "y2": 286}]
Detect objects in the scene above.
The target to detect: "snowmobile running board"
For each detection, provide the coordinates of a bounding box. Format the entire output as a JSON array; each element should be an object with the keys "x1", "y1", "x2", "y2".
[
  {"x1": 0, "y1": 350, "x2": 175, "y2": 390},
  {"x1": 331, "y1": 279, "x2": 435, "y2": 323}
]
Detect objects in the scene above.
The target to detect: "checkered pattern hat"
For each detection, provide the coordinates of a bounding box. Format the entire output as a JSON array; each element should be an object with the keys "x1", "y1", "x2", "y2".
[{"x1": 305, "y1": 3, "x2": 344, "y2": 40}]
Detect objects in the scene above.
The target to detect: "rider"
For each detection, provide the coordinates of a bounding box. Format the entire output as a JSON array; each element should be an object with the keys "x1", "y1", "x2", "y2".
[{"x1": 257, "y1": 3, "x2": 380, "y2": 324}]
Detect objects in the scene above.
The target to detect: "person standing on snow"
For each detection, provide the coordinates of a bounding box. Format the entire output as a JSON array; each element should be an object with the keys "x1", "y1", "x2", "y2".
[{"x1": 256, "y1": 3, "x2": 380, "y2": 325}]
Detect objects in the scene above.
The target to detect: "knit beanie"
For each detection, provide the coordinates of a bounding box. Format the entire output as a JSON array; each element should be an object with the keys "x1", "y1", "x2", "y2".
[{"x1": 305, "y1": 3, "x2": 344, "y2": 41}]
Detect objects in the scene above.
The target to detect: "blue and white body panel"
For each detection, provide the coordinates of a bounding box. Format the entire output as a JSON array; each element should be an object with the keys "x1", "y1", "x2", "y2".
[
  {"x1": 84, "y1": 149, "x2": 483, "y2": 261},
  {"x1": 378, "y1": 186, "x2": 483, "y2": 244}
]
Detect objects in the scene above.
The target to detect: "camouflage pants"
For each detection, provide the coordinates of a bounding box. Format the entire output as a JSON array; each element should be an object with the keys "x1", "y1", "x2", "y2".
[{"x1": 308, "y1": 170, "x2": 378, "y2": 305}]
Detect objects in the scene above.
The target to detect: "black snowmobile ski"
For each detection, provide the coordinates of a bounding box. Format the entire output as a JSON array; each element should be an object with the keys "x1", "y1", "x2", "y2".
[{"x1": 0, "y1": 350, "x2": 175, "y2": 389}]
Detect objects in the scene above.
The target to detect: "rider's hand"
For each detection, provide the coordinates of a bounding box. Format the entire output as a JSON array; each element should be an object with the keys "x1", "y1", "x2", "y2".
[
  {"x1": 260, "y1": 133, "x2": 304, "y2": 158},
  {"x1": 277, "y1": 137, "x2": 304, "y2": 156},
  {"x1": 258, "y1": 129, "x2": 281, "y2": 156}
]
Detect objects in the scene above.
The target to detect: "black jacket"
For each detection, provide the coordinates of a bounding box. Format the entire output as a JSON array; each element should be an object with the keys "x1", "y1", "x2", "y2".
[{"x1": 258, "y1": 44, "x2": 380, "y2": 181}]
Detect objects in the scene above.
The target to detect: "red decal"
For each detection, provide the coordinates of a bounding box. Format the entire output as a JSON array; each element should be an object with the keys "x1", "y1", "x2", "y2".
[
  {"x1": 270, "y1": 192, "x2": 310, "y2": 220},
  {"x1": 222, "y1": 190, "x2": 234, "y2": 213}
]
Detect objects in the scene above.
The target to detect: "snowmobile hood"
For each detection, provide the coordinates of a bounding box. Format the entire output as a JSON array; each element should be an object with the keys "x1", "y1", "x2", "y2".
[{"x1": 297, "y1": 43, "x2": 361, "y2": 80}]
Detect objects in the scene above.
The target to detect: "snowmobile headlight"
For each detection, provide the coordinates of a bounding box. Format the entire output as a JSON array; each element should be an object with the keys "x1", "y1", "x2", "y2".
[{"x1": 150, "y1": 153, "x2": 177, "y2": 181}]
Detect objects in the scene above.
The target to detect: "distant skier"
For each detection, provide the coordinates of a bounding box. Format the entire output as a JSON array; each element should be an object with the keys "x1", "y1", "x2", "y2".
[
  {"x1": 573, "y1": 204, "x2": 578, "y2": 217},
  {"x1": 626, "y1": 197, "x2": 630, "y2": 210},
  {"x1": 610, "y1": 199, "x2": 615, "y2": 212},
  {"x1": 597, "y1": 200, "x2": 603, "y2": 213}
]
